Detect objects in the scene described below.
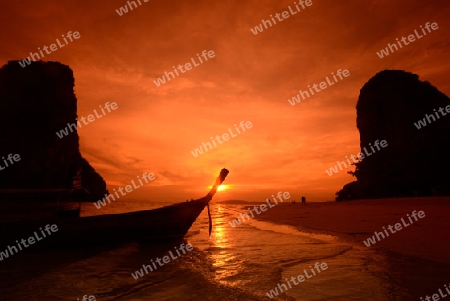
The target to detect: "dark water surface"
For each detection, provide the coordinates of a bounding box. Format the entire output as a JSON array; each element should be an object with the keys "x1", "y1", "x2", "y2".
[{"x1": 0, "y1": 201, "x2": 403, "y2": 300}]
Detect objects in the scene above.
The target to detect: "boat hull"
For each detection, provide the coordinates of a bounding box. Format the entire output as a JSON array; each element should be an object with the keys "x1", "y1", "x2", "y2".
[
  {"x1": 0, "y1": 168, "x2": 229, "y2": 247},
  {"x1": 0, "y1": 200, "x2": 208, "y2": 246}
]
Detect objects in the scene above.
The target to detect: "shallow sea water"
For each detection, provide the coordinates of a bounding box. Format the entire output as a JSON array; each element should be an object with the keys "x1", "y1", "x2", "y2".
[{"x1": 0, "y1": 201, "x2": 404, "y2": 300}]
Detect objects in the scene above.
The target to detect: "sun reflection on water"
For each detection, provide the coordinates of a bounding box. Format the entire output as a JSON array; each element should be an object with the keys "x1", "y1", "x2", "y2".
[{"x1": 208, "y1": 207, "x2": 243, "y2": 284}]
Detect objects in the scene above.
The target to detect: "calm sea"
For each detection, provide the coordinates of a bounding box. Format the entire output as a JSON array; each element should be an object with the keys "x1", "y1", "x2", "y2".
[{"x1": 0, "y1": 201, "x2": 407, "y2": 300}]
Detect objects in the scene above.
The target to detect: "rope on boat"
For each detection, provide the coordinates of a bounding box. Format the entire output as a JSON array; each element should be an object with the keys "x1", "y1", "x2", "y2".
[{"x1": 207, "y1": 203, "x2": 212, "y2": 237}]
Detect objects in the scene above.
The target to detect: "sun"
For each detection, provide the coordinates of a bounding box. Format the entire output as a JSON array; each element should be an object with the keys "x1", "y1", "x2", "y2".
[
  {"x1": 217, "y1": 185, "x2": 227, "y2": 192},
  {"x1": 209, "y1": 184, "x2": 229, "y2": 192}
]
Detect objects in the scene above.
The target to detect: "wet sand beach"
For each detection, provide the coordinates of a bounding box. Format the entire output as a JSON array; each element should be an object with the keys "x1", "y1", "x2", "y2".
[{"x1": 250, "y1": 197, "x2": 450, "y2": 299}]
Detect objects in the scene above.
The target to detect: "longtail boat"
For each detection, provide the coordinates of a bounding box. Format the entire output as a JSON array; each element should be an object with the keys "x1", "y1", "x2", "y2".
[{"x1": 0, "y1": 168, "x2": 229, "y2": 246}]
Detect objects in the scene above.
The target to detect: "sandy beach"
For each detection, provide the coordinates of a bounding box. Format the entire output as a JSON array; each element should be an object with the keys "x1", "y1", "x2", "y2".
[{"x1": 250, "y1": 197, "x2": 450, "y2": 299}]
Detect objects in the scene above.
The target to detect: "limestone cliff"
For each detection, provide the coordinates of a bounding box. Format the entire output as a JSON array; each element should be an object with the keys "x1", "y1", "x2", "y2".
[
  {"x1": 336, "y1": 70, "x2": 450, "y2": 200},
  {"x1": 0, "y1": 60, "x2": 107, "y2": 201}
]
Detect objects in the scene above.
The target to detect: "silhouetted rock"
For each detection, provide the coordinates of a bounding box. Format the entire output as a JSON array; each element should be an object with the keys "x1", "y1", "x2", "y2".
[
  {"x1": 80, "y1": 157, "x2": 107, "y2": 201},
  {"x1": 0, "y1": 60, "x2": 107, "y2": 201},
  {"x1": 337, "y1": 70, "x2": 450, "y2": 200}
]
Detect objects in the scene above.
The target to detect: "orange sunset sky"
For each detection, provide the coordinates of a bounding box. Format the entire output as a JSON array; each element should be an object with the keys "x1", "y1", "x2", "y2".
[{"x1": 1, "y1": 0, "x2": 449, "y2": 202}]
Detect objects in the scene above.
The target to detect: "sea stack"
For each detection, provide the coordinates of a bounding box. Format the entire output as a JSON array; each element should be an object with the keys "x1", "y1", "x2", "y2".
[
  {"x1": 336, "y1": 70, "x2": 450, "y2": 200},
  {"x1": 0, "y1": 60, "x2": 107, "y2": 200}
]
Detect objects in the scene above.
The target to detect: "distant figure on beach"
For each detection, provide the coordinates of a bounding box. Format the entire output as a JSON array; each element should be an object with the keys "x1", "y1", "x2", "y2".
[
  {"x1": 267, "y1": 199, "x2": 271, "y2": 205},
  {"x1": 301, "y1": 196, "x2": 306, "y2": 205}
]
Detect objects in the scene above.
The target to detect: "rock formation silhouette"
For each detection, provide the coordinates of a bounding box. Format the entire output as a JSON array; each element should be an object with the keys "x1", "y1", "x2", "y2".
[
  {"x1": 336, "y1": 70, "x2": 450, "y2": 201},
  {"x1": 0, "y1": 60, "x2": 107, "y2": 201}
]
